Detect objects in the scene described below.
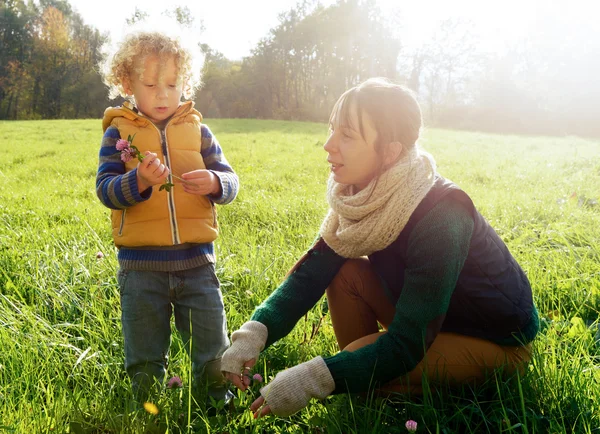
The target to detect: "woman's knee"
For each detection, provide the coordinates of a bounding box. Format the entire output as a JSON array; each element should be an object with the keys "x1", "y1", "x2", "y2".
[
  {"x1": 326, "y1": 257, "x2": 374, "y2": 298},
  {"x1": 343, "y1": 331, "x2": 387, "y2": 352}
]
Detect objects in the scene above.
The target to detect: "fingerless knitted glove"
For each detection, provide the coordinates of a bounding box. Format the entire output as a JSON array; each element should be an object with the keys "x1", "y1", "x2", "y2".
[
  {"x1": 259, "y1": 356, "x2": 335, "y2": 417},
  {"x1": 221, "y1": 321, "x2": 268, "y2": 374}
]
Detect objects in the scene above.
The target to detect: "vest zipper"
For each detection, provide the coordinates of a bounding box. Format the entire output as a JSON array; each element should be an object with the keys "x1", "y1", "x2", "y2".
[
  {"x1": 148, "y1": 120, "x2": 181, "y2": 245},
  {"x1": 123, "y1": 103, "x2": 189, "y2": 245}
]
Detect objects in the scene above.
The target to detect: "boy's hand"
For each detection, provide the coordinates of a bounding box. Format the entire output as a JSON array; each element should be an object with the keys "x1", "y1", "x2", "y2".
[
  {"x1": 181, "y1": 169, "x2": 221, "y2": 196},
  {"x1": 136, "y1": 151, "x2": 169, "y2": 192}
]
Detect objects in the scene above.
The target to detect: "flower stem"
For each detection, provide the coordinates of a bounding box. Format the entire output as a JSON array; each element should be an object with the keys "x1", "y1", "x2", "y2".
[{"x1": 170, "y1": 174, "x2": 194, "y2": 185}]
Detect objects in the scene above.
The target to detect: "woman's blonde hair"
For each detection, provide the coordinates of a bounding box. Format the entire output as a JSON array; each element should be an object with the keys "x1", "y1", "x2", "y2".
[
  {"x1": 329, "y1": 77, "x2": 423, "y2": 165},
  {"x1": 99, "y1": 30, "x2": 203, "y2": 101}
]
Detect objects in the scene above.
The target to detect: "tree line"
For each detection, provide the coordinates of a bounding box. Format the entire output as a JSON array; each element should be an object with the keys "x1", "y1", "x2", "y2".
[{"x1": 1, "y1": 0, "x2": 599, "y2": 137}]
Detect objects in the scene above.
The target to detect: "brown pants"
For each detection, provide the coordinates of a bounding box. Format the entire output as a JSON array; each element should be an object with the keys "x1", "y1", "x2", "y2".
[{"x1": 326, "y1": 258, "x2": 531, "y2": 394}]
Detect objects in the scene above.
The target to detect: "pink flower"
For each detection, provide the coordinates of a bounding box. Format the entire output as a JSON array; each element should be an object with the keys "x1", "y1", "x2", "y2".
[
  {"x1": 405, "y1": 420, "x2": 417, "y2": 432},
  {"x1": 252, "y1": 373, "x2": 263, "y2": 383},
  {"x1": 116, "y1": 139, "x2": 130, "y2": 151},
  {"x1": 120, "y1": 149, "x2": 135, "y2": 163},
  {"x1": 117, "y1": 134, "x2": 141, "y2": 163},
  {"x1": 114, "y1": 133, "x2": 173, "y2": 192},
  {"x1": 167, "y1": 376, "x2": 183, "y2": 388},
  {"x1": 96, "y1": 251, "x2": 104, "y2": 259}
]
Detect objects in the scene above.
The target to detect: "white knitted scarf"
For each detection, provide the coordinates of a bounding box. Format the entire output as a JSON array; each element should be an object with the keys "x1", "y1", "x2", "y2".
[{"x1": 320, "y1": 148, "x2": 437, "y2": 258}]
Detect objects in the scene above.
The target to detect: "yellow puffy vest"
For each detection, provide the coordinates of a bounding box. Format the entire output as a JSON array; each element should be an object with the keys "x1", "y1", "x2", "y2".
[{"x1": 102, "y1": 101, "x2": 218, "y2": 248}]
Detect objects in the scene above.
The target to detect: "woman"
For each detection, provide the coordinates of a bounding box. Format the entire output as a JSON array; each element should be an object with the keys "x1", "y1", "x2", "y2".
[{"x1": 221, "y1": 78, "x2": 539, "y2": 418}]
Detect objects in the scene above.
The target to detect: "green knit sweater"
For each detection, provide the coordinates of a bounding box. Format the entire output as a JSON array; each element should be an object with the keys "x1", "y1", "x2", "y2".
[{"x1": 251, "y1": 198, "x2": 535, "y2": 394}]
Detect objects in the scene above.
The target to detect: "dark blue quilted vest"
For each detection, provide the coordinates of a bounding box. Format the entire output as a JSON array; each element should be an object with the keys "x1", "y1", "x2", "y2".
[{"x1": 369, "y1": 176, "x2": 535, "y2": 342}]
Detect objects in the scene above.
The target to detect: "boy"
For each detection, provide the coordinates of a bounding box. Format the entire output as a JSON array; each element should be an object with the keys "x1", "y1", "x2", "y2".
[{"x1": 96, "y1": 30, "x2": 238, "y2": 405}]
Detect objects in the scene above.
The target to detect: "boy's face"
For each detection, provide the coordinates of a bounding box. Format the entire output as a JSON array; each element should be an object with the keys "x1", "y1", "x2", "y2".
[{"x1": 123, "y1": 54, "x2": 184, "y2": 124}]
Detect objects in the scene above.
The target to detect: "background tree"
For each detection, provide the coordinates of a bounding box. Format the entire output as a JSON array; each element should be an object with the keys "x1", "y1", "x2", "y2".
[
  {"x1": 411, "y1": 18, "x2": 484, "y2": 127},
  {"x1": 0, "y1": 0, "x2": 108, "y2": 119},
  {"x1": 0, "y1": 0, "x2": 35, "y2": 118},
  {"x1": 1, "y1": 0, "x2": 599, "y2": 137},
  {"x1": 199, "y1": 0, "x2": 401, "y2": 121}
]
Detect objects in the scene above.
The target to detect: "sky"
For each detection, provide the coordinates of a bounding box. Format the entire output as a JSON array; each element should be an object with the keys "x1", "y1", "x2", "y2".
[{"x1": 65, "y1": 0, "x2": 597, "y2": 60}]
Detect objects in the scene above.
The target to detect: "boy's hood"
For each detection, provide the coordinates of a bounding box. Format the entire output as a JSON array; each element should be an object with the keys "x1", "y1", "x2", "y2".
[{"x1": 102, "y1": 100, "x2": 200, "y2": 132}]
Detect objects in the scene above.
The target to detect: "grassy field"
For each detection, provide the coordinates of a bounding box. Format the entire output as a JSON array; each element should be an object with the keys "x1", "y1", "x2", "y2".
[{"x1": 0, "y1": 118, "x2": 599, "y2": 433}]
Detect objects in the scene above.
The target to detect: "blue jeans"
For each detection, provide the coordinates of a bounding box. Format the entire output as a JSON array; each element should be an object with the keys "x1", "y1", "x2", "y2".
[{"x1": 117, "y1": 264, "x2": 232, "y2": 402}]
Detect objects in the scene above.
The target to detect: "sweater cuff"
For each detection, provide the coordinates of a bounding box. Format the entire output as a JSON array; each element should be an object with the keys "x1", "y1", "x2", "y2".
[
  {"x1": 208, "y1": 171, "x2": 238, "y2": 204},
  {"x1": 125, "y1": 168, "x2": 151, "y2": 203}
]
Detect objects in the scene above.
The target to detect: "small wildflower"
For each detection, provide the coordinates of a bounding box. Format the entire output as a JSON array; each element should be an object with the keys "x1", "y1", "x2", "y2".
[
  {"x1": 115, "y1": 139, "x2": 130, "y2": 151},
  {"x1": 96, "y1": 251, "x2": 104, "y2": 259},
  {"x1": 167, "y1": 376, "x2": 183, "y2": 388},
  {"x1": 143, "y1": 402, "x2": 159, "y2": 415},
  {"x1": 405, "y1": 420, "x2": 417, "y2": 432},
  {"x1": 117, "y1": 135, "x2": 143, "y2": 164},
  {"x1": 116, "y1": 134, "x2": 175, "y2": 192},
  {"x1": 120, "y1": 149, "x2": 135, "y2": 163},
  {"x1": 252, "y1": 373, "x2": 263, "y2": 383}
]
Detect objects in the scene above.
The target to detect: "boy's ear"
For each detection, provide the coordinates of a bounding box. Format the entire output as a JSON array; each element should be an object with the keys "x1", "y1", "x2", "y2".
[
  {"x1": 122, "y1": 78, "x2": 133, "y2": 95},
  {"x1": 181, "y1": 78, "x2": 189, "y2": 98},
  {"x1": 384, "y1": 141, "x2": 403, "y2": 166}
]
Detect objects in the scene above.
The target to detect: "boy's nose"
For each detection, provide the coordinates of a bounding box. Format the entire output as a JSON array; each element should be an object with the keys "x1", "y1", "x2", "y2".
[{"x1": 157, "y1": 87, "x2": 168, "y2": 98}]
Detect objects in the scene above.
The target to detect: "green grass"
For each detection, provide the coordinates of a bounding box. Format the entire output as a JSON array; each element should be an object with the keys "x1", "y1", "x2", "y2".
[{"x1": 0, "y1": 118, "x2": 599, "y2": 433}]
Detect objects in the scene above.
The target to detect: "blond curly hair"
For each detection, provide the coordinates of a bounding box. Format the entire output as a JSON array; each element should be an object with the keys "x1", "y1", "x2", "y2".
[{"x1": 100, "y1": 31, "x2": 203, "y2": 101}]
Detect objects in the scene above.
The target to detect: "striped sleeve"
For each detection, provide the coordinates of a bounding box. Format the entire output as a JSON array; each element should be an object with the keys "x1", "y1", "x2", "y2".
[
  {"x1": 201, "y1": 124, "x2": 239, "y2": 205},
  {"x1": 95, "y1": 126, "x2": 151, "y2": 210}
]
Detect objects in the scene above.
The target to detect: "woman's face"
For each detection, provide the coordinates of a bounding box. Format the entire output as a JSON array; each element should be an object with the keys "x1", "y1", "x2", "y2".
[{"x1": 323, "y1": 103, "x2": 381, "y2": 191}]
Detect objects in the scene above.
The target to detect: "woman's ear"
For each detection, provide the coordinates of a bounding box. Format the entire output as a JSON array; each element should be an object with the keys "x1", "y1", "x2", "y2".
[{"x1": 384, "y1": 141, "x2": 403, "y2": 166}]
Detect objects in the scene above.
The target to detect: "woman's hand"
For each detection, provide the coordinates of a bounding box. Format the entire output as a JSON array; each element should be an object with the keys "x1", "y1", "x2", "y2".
[
  {"x1": 250, "y1": 396, "x2": 272, "y2": 418},
  {"x1": 250, "y1": 356, "x2": 335, "y2": 418},
  {"x1": 220, "y1": 321, "x2": 268, "y2": 390},
  {"x1": 223, "y1": 358, "x2": 256, "y2": 391}
]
